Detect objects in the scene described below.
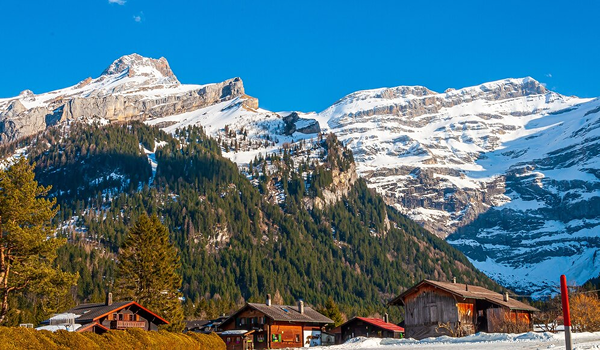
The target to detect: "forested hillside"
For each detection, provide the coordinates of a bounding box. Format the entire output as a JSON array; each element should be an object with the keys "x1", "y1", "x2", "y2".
[{"x1": 1, "y1": 122, "x2": 498, "y2": 325}]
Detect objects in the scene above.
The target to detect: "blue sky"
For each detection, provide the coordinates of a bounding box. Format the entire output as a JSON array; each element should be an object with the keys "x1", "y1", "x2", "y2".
[{"x1": 1, "y1": 0, "x2": 599, "y2": 112}]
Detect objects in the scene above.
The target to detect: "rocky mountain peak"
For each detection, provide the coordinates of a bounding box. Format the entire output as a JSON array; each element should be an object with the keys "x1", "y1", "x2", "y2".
[
  {"x1": 471, "y1": 77, "x2": 548, "y2": 98},
  {"x1": 101, "y1": 53, "x2": 178, "y2": 83}
]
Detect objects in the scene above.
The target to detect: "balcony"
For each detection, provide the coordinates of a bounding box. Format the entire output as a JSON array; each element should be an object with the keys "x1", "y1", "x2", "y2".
[{"x1": 110, "y1": 320, "x2": 146, "y2": 329}]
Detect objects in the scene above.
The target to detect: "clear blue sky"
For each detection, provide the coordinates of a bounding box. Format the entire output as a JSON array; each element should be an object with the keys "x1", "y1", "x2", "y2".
[{"x1": 1, "y1": 0, "x2": 599, "y2": 112}]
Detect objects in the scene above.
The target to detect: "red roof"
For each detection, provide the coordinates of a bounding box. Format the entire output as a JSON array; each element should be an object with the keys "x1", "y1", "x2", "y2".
[{"x1": 355, "y1": 317, "x2": 404, "y2": 333}]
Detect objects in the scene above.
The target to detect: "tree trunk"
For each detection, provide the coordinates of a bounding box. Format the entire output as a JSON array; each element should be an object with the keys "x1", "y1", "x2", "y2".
[
  {"x1": 0, "y1": 248, "x2": 9, "y2": 325},
  {"x1": 0, "y1": 288, "x2": 8, "y2": 324}
]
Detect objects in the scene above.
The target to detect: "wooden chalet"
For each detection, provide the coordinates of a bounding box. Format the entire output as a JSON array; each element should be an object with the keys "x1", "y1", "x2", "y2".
[
  {"x1": 220, "y1": 294, "x2": 333, "y2": 349},
  {"x1": 337, "y1": 315, "x2": 404, "y2": 343},
  {"x1": 39, "y1": 293, "x2": 169, "y2": 334},
  {"x1": 389, "y1": 280, "x2": 539, "y2": 340}
]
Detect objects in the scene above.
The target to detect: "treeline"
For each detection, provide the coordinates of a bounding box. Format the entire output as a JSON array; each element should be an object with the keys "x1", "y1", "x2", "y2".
[{"x1": 5, "y1": 121, "x2": 498, "y2": 326}]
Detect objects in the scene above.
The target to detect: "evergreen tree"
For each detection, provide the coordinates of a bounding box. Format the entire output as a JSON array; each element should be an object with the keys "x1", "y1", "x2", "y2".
[
  {"x1": 115, "y1": 214, "x2": 184, "y2": 331},
  {"x1": 319, "y1": 296, "x2": 345, "y2": 329},
  {"x1": 0, "y1": 158, "x2": 78, "y2": 324}
]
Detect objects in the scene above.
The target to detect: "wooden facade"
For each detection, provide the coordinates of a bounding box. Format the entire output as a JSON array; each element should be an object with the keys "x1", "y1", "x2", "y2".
[
  {"x1": 390, "y1": 280, "x2": 538, "y2": 340},
  {"x1": 220, "y1": 330, "x2": 255, "y2": 350},
  {"x1": 220, "y1": 297, "x2": 333, "y2": 349}
]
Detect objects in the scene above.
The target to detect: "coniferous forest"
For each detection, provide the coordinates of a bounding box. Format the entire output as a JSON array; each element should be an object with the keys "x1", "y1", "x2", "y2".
[{"x1": 0, "y1": 121, "x2": 499, "y2": 325}]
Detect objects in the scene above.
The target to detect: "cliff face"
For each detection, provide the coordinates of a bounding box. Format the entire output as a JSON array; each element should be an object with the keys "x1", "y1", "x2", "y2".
[
  {"x1": 312, "y1": 162, "x2": 359, "y2": 210},
  {"x1": 60, "y1": 78, "x2": 245, "y2": 122},
  {"x1": 0, "y1": 54, "x2": 248, "y2": 142}
]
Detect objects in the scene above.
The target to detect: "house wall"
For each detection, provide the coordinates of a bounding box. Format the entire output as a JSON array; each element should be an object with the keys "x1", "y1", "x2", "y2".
[
  {"x1": 98, "y1": 307, "x2": 153, "y2": 331},
  {"x1": 486, "y1": 308, "x2": 533, "y2": 333},
  {"x1": 268, "y1": 322, "x2": 303, "y2": 349},
  {"x1": 403, "y1": 286, "x2": 476, "y2": 340}
]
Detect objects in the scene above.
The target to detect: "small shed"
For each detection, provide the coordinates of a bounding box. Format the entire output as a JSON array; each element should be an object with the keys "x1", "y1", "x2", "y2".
[
  {"x1": 338, "y1": 316, "x2": 404, "y2": 343},
  {"x1": 389, "y1": 279, "x2": 538, "y2": 340},
  {"x1": 219, "y1": 329, "x2": 255, "y2": 350}
]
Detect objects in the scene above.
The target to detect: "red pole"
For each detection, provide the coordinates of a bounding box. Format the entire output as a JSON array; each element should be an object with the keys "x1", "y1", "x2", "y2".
[{"x1": 560, "y1": 275, "x2": 573, "y2": 350}]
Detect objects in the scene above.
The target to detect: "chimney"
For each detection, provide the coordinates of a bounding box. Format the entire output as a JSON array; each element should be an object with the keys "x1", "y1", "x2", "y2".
[
  {"x1": 298, "y1": 300, "x2": 304, "y2": 314},
  {"x1": 465, "y1": 284, "x2": 469, "y2": 291},
  {"x1": 503, "y1": 292, "x2": 509, "y2": 302},
  {"x1": 383, "y1": 313, "x2": 389, "y2": 324},
  {"x1": 453, "y1": 277, "x2": 457, "y2": 284},
  {"x1": 266, "y1": 294, "x2": 272, "y2": 306},
  {"x1": 106, "y1": 292, "x2": 113, "y2": 306}
]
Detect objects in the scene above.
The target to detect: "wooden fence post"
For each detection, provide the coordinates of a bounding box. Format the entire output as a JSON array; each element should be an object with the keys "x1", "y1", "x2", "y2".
[{"x1": 560, "y1": 275, "x2": 573, "y2": 350}]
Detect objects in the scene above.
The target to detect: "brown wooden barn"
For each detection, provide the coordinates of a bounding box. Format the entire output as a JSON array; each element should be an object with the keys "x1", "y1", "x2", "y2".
[
  {"x1": 389, "y1": 280, "x2": 538, "y2": 340},
  {"x1": 337, "y1": 315, "x2": 404, "y2": 343},
  {"x1": 220, "y1": 295, "x2": 333, "y2": 349}
]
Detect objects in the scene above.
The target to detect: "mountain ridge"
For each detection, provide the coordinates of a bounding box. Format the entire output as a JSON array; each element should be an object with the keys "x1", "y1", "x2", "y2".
[{"x1": 1, "y1": 54, "x2": 598, "y2": 297}]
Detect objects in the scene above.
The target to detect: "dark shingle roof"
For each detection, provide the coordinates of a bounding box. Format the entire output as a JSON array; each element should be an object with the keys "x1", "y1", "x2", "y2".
[
  {"x1": 224, "y1": 303, "x2": 333, "y2": 325},
  {"x1": 185, "y1": 319, "x2": 211, "y2": 330},
  {"x1": 389, "y1": 280, "x2": 539, "y2": 312},
  {"x1": 66, "y1": 301, "x2": 132, "y2": 323}
]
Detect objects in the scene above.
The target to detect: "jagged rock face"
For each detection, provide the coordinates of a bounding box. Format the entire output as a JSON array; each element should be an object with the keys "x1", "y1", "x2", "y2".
[
  {"x1": 102, "y1": 53, "x2": 176, "y2": 80},
  {"x1": 282, "y1": 112, "x2": 321, "y2": 135},
  {"x1": 0, "y1": 54, "x2": 247, "y2": 142},
  {"x1": 60, "y1": 78, "x2": 245, "y2": 121},
  {"x1": 312, "y1": 163, "x2": 359, "y2": 210}
]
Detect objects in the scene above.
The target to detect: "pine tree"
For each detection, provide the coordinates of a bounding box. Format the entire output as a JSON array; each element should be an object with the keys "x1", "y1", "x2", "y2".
[
  {"x1": 319, "y1": 297, "x2": 345, "y2": 329},
  {"x1": 115, "y1": 214, "x2": 184, "y2": 331},
  {"x1": 0, "y1": 158, "x2": 78, "y2": 324}
]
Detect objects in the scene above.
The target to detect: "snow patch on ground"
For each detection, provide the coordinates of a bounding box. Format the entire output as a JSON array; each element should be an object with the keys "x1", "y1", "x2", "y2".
[{"x1": 308, "y1": 332, "x2": 600, "y2": 350}]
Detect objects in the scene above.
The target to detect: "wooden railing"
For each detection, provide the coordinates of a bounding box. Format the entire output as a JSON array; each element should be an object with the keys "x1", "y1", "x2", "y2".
[{"x1": 110, "y1": 320, "x2": 146, "y2": 329}]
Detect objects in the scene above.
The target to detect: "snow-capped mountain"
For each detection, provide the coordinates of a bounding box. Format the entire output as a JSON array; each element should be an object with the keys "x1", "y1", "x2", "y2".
[
  {"x1": 0, "y1": 53, "x2": 251, "y2": 143},
  {"x1": 142, "y1": 73, "x2": 600, "y2": 295},
  {"x1": 1, "y1": 54, "x2": 599, "y2": 295},
  {"x1": 311, "y1": 80, "x2": 600, "y2": 296}
]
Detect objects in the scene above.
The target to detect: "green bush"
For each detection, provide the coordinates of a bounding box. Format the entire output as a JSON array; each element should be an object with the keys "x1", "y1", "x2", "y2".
[{"x1": 0, "y1": 327, "x2": 225, "y2": 350}]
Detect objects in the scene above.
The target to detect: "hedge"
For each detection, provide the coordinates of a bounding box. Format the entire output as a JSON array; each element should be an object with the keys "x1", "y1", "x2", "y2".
[{"x1": 0, "y1": 327, "x2": 226, "y2": 350}]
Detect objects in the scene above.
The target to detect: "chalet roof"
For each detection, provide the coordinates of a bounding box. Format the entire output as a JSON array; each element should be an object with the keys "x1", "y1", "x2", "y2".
[
  {"x1": 342, "y1": 317, "x2": 405, "y2": 333},
  {"x1": 389, "y1": 280, "x2": 539, "y2": 312},
  {"x1": 63, "y1": 301, "x2": 169, "y2": 324},
  {"x1": 223, "y1": 302, "x2": 333, "y2": 326},
  {"x1": 185, "y1": 319, "x2": 211, "y2": 329}
]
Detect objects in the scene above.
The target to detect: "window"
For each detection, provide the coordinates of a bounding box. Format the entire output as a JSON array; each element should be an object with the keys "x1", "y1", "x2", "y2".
[{"x1": 118, "y1": 314, "x2": 123, "y2": 321}]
